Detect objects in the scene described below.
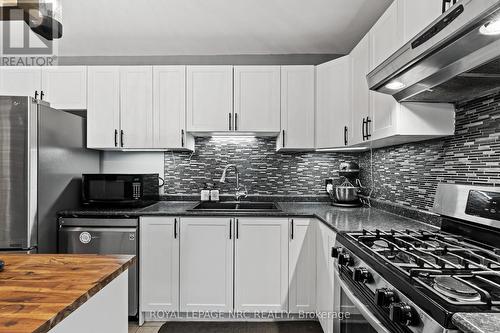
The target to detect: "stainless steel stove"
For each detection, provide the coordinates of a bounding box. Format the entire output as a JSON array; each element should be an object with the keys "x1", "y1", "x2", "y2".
[{"x1": 334, "y1": 184, "x2": 500, "y2": 333}]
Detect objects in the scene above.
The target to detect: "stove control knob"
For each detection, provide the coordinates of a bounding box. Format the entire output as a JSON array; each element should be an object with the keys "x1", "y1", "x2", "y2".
[
  {"x1": 389, "y1": 302, "x2": 418, "y2": 326},
  {"x1": 353, "y1": 267, "x2": 372, "y2": 283},
  {"x1": 331, "y1": 247, "x2": 342, "y2": 258},
  {"x1": 337, "y1": 252, "x2": 352, "y2": 266},
  {"x1": 375, "y1": 288, "x2": 396, "y2": 307}
]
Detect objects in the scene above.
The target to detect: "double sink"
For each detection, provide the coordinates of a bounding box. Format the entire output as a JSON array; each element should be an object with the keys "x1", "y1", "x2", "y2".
[{"x1": 190, "y1": 201, "x2": 281, "y2": 212}]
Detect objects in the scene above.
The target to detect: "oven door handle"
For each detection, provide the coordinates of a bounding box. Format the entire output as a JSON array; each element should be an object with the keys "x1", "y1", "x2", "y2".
[{"x1": 336, "y1": 271, "x2": 392, "y2": 333}]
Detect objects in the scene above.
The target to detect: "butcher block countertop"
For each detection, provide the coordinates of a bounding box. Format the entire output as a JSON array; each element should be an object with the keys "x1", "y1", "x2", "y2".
[{"x1": 0, "y1": 254, "x2": 135, "y2": 333}]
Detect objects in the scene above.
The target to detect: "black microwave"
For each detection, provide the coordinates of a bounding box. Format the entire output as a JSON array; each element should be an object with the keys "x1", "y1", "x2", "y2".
[{"x1": 82, "y1": 174, "x2": 159, "y2": 206}]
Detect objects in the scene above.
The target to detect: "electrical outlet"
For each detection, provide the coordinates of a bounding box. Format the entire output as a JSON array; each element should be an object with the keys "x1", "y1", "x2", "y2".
[{"x1": 325, "y1": 178, "x2": 334, "y2": 193}]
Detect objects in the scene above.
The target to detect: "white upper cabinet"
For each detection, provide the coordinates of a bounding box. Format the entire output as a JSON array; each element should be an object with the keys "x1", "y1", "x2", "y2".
[
  {"x1": 234, "y1": 66, "x2": 280, "y2": 133},
  {"x1": 277, "y1": 66, "x2": 315, "y2": 151},
  {"x1": 0, "y1": 67, "x2": 41, "y2": 98},
  {"x1": 140, "y1": 217, "x2": 179, "y2": 313},
  {"x1": 315, "y1": 56, "x2": 351, "y2": 149},
  {"x1": 186, "y1": 66, "x2": 233, "y2": 132},
  {"x1": 180, "y1": 217, "x2": 234, "y2": 312},
  {"x1": 370, "y1": 0, "x2": 403, "y2": 71},
  {"x1": 41, "y1": 66, "x2": 87, "y2": 110},
  {"x1": 350, "y1": 34, "x2": 371, "y2": 147},
  {"x1": 87, "y1": 66, "x2": 154, "y2": 150},
  {"x1": 400, "y1": 0, "x2": 443, "y2": 43},
  {"x1": 119, "y1": 66, "x2": 153, "y2": 149},
  {"x1": 153, "y1": 66, "x2": 194, "y2": 151},
  {"x1": 363, "y1": 0, "x2": 455, "y2": 147},
  {"x1": 234, "y1": 218, "x2": 289, "y2": 312},
  {"x1": 87, "y1": 66, "x2": 121, "y2": 149},
  {"x1": 289, "y1": 218, "x2": 316, "y2": 313},
  {"x1": 369, "y1": 0, "x2": 404, "y2": 143}
]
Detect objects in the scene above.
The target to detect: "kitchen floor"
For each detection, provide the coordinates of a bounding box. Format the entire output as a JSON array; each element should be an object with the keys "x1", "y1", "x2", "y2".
[{"x1": 129, "y1": 322, "x2": 161, "y2": 333}]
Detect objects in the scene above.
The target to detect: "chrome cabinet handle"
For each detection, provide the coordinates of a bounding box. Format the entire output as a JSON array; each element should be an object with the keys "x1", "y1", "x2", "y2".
[
  {"x1": 120, "y1": 130, "x2": 124, "y2": 147},
  {"x1": 34, "y1": 91, "x2": 39, "y2": 99},
  {"x1": 290, "y1": 219, "x2": 294, "y2": 240},
  {"x1": 344, "y1": 126, "x2": 348, "y2": 146},
  {"x1": 229, "y1": 219, "x2": 232, "y2": 239},
  {"x1": 181, "y1": 129, "x2": 185, "y2": 147},
  {"x1": 114, "y1": 129, "x2": 118, "y2": 147},
  {"x1": 40, "y1": 91, "x2": 44, "y2": 100},
  {"x1": 282, "y1": 130, "x2": 286, "y2": 147},
  {"x1": 235, "y1": 113, "x2": 238, "y2": 131},
  {"x1": 229, "y1": 113, "x2": 232, "y2": 131}
]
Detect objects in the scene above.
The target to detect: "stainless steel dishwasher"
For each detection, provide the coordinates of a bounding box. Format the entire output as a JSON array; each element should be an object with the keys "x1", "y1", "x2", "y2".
[{"x1": 58, "y1": 217, "x2": 138, "y2": 317}]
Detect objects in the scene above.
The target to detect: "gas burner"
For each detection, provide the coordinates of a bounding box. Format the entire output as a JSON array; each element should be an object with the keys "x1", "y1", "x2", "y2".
[
  {"x1": 433, "y1": 276, "x2": 481, "y2": 302},
  {"x1": 372, "y1": 240, "x2": 389, "y2": 249}
]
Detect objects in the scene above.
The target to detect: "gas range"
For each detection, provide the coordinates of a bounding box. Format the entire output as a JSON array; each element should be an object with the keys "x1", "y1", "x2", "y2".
[{"x1": 334, "y1": 184, "x2": 500, "y2": 333}]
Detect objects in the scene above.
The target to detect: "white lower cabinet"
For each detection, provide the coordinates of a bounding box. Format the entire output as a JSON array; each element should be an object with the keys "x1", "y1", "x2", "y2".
[
  {"x1": 234, "y1": 218, "x2": 289, "y2": 312},
  {"x1": 140, "y1": 217, "x2": 179, "y2": 313},
  {"x1": 316, "y1": 221, "x2": 337, "y2": 333},
  {"x1": 180, "y1": 217, "x2": 234, "y2": 312},
  {"x1": 289, "y1": 218, "x2": 316, "y2": 313}
]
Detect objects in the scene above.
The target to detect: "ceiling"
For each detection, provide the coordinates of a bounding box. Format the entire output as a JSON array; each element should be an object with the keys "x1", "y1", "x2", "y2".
[{"x1": 58, "y1": 0, "x2": 393, "y2": 57}]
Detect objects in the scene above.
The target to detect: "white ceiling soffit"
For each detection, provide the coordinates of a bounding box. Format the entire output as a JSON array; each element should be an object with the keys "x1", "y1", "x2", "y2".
[{"x1": 59, "y1": 0, "x2": 393, "y2": 57}]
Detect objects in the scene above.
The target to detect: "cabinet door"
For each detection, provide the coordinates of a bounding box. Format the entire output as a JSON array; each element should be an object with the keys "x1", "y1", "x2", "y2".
[
  {"x1": 140, "y1": 217, "x2": 179, "y2": 312},
  {"x1": 234, "y1": 218, "x2": 288, "y2": 312},
  {"x1": 0, "y1": 67, "x2": 41, "y2": 97},
  {"x1": 233, "y1": 66, "x2": 280, "y2": 133},
  {"x1": 370, "y1": 0, "x2": 403, "y2": 141},
  {"x1": 350, "y1": 34, "x2": 371, "y2": 146},
  {"x1": 153, "y1": 66, "x2": 193, "y2": 150},
  {"x1": 370, "y1": 1, "x2": 403, "y2": 71},
  {"x1": 278, "y1": 66, "x2": 315, "y2": 150},
  {"x1": 401, "y1": 0, "x2": 442, "y2": 43},
  {"x1": 315, "y1": 56, "x2": 351, "y2": 149},
  {"x1": 180, "y1": 217, "x2": 233, "y2": 312},
  {"x1": 41, "y1": 66, "x2": 87, "y2": 110},
  {"x1": 87, "y1": 66, "x2": 121, "y2": 149},
  {"x1": 120, "y1": 66, "x2": 153, "y2": 148},
  {"x1": 289, "y1": 218, "x2": 316, "y2": 313},
  {"x1": 316, "y1": 222, "x2": 337, "y2": 333},
  {"x1": 186, "y1": 66, "x2": 233, "y2": 132}
]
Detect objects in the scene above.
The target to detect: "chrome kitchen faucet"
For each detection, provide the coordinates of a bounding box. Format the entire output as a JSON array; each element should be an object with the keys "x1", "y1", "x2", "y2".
[{"x1": 219, "y1": 164, "x2": 248, "y2": 201}]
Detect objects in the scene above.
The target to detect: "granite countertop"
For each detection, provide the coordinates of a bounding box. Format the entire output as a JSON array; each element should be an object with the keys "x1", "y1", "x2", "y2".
[
  {"x1": 0, "y1": 254, "x2": 135, "y2": 333},
  {"x1": 452, "y1": 313, "x2": 500, "y2": 333},
  {"x1": 59, "y1": 201, "x2": 438, "y2": 233}
]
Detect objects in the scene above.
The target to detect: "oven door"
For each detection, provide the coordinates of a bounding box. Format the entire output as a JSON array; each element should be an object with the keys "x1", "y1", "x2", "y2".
[{"x1": 334, "y1": 265, "x2": 390, "y2": 333}]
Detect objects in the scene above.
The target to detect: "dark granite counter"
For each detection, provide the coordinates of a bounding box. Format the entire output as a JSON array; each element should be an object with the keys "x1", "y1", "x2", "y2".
[
  {"x1": 452, "y1": 313, "x2": 500, "y2": 333},
  {"x1": 59, "y1": 201, "x2": 437, "y2": 233}
]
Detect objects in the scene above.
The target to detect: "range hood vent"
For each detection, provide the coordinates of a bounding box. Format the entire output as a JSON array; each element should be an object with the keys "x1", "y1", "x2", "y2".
[{"x1": 367, "y1": 0, "x2": 500, "y2": 104}]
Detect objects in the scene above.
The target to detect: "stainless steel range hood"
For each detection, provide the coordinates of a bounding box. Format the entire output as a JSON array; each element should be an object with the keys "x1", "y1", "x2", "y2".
[{"x1": 367, "y1": 0, "x2": 500, "y2": 104}]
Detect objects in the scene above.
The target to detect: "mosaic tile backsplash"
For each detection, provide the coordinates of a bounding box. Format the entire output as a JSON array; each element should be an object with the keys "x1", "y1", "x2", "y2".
[
  {"x1": 359, "y1": 92, "x2": 500, "y2": 212},
  {"x1": 164, "y1": 137, "x2": 357, "y2": 196}
]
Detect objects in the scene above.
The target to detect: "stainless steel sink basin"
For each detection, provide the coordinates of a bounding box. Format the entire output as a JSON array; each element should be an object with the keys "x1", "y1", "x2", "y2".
[{"x1": 190, "y1": 201, "x2": 280, "y2": 212}]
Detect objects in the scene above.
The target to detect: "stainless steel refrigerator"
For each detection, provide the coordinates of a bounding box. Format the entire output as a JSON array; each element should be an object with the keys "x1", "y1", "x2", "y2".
[{"x1": 0, "y1": 96, "x2": 100, "y2": 253}]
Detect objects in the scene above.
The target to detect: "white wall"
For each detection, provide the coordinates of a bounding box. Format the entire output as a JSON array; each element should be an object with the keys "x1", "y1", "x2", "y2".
[{"x1": 100, "y1": 152, "x2": 164, "y2": 193}]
